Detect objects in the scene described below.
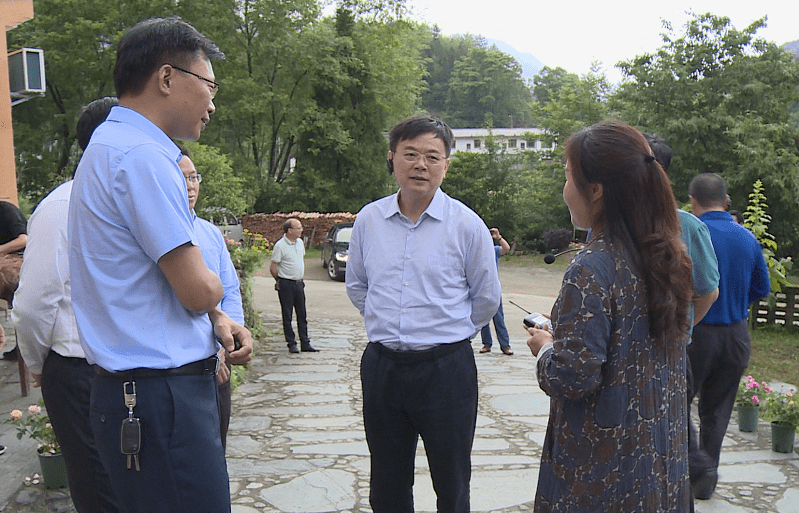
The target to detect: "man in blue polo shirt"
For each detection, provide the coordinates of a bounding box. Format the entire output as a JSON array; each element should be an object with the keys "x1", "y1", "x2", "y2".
[
  {"x1": 178, "y1": 146, "x2": 244, "y2": 451},
  {"x1": 68, "y1": 17, "x2": 252, "y2": 512},
  {"x1": 687, "y1": 173, "x2": 770, "y2": 500}
]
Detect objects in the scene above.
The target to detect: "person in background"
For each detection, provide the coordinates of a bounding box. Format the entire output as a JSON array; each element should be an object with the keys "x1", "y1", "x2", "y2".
[
  {"x1": 12, "y1": 97, "x2": 120, "y2": 513},
  {"x1": 480, "y1": 227, "x2": 513, "y2": 355},
  {"x1": 686, "y1": 173, "x2": 770, "y2": 500},
  {"x1": 68, "y1": 17, "x2": 252, "y2": 512},
  {"x1": 271, "y1": 218, "x2": 318, "y2": 353},
  {"x1": 0, "y1": 199, "x2": 27, "y2": 361},
  {"x1": 729, "y1": 209, "x2": 744, "y2": 225},
  {"x1": 526, "y1": 120, "x2": 694, "y2": 511},
  {"x1": 346, "y1": 114, "x2": 500, "y2": 513},
  {"x1": 178, "y1": 145, "x2": 243, "y2": 451}
]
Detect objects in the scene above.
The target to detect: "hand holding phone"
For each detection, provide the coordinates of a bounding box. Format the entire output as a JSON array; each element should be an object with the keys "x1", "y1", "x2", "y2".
[{"x1": 523, "y1": 312, "x2": 552, "y2": 330}]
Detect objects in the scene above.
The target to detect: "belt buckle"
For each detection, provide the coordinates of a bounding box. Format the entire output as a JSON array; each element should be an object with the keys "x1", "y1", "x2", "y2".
[{"x1": 213, "y1": 355, "x2": 220, "y2": 376}]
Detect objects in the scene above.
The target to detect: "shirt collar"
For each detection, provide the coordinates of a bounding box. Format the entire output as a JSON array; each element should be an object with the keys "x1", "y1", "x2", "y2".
[
  {"x1": 699, "y1": 210, "x2": 733, "y2": 222},
  {"x1": 106, "y1": 106, "x2": 182, "y2": 163},
  {"x1": 383, "y1": 188, "x2": 445, "y2": 222}
]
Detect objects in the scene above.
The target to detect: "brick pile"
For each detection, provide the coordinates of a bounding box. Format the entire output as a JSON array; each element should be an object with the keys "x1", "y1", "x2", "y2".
[{"x1": 243, "y1": 212, "x2": 356, "y2": 247}]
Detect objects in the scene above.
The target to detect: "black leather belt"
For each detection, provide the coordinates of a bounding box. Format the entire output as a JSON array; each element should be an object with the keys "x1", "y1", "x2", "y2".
[
  {"x1": 93, "y1": 355, "x2": 220, "y2": 378},
  {"x1": 278, "y1": 277, "x2": 303, "y2": 283},
  {"x1": 371, "y1": 339, "x2": 469, "y2": 362}
]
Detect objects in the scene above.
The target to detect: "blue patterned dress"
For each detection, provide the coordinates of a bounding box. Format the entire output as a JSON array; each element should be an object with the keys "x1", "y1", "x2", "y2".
[{"x1": 534, "y1": 237, "x2": 690, "y2": 512}]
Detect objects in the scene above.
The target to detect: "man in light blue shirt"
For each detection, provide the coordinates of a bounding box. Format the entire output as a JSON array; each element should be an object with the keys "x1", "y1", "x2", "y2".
[
  {"x1": 179, "y1": 146, "x2": 243, "y2": 451},
  {"x1": 346, "y1": 114, "x2": 500, "y2": 513},
  {"x1": 68, "y1": 17, "x2": 251, "y2": 512}
]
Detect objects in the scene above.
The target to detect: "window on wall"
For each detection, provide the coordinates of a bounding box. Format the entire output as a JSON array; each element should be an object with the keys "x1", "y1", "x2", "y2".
[
  {"x1": 474, "y1": 139, "x2": 481, "y2": 149},
  {"x1": 466, "y1": 143, "x2": 471, "y2": 150},
  {"x1": 509, "y1": 139, "x2": 517, "y2": 148},
  {"x1": 520, "y1": 142, "x2": 526, "y2": 150}
]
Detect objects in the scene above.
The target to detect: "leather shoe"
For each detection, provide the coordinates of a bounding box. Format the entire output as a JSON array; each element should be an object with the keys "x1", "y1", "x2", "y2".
[
  {"x1": 479, "y1": 346, "x2": 491, "y2": 353},
  {"x1": 2, "y1": 347, "x2": 18, "y2": 361},
  {"x1": 300, "y1": 344, "x2": 319, "y2": 352},
  {"x1": 288, "y1": 344, "x2": 300, "y2": 354},
  {"x1": 501, "y1": 346, "x2": 514, "y2": 355},
  {"x1": 692, "y1": 468, "x2": 718, "y2": 500}
]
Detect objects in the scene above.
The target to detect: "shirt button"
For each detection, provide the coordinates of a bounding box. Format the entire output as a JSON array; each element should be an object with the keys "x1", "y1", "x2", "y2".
[
  {"x1": 402, "y1": 309, "x2": 407, "y2": 313},
  {"x1": 404, "y1": 282, "x2": 409, "y2": 286},
  {"x1": 406, "y1": 254, "x2": 411, "y2": 259}
]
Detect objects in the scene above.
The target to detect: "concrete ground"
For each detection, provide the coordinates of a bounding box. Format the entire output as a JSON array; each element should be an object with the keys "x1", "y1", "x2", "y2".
[{"x1": 1, "y1": 259, "x2": 797, "y2": 512}]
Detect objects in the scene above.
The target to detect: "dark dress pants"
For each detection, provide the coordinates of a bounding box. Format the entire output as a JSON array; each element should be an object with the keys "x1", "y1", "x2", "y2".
[
  {"x1": 277, "y1": 278, "x2": 309, "y2": 346},
  {"x1": 687, "y1": 320, "x2": 751, "y2": 469},
  {"x1": 90, "y1": 372, "x2": 229, "y2": 513},
  {"x1": 218, "y1": 362, "x2": 232, "y2": 451},
  {"x1": 41, "y1": 351, "x2": 120, "y2": 513},
  {"x1": 361, "y1": 340, "x2": 478, "y2": 513}
]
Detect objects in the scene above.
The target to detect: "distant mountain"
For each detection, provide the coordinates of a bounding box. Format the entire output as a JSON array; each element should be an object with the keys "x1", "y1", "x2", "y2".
[
  {"x1": 485, "y1": 38, "x2": 543, "y2": 82},
  {"x1": 784, "y1": 40, "x2": 799, "y2": 60}
]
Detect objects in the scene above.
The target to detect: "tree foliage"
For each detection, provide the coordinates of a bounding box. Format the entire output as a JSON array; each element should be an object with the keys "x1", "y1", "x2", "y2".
[
  {"x1": 182, "y1": 142, "x2": 248, "y2": 217},
  {"x1": 613, "y1": 12, "x2": 799, "y2": 253}
]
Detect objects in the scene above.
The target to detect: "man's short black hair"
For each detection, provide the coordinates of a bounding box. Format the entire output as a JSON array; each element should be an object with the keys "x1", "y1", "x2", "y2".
[
  {"x1": 283, "y1": 218, "x2": 298, "y2": 233},
  {"x1": 389, "y1": 114, "x2": 454, "y2": 157},
  {"x1": 689, "y1": 173, "x2": 728, "y2": 208},
  {"x1": 114, "y1": 16, "x2": 224, "y2": 98},
  {"x1": 644, "y1": 133, "x2": 672, "y2": 174},
  {"x1": 76, "y1": 97, "x2": 118, "y2": 151}
]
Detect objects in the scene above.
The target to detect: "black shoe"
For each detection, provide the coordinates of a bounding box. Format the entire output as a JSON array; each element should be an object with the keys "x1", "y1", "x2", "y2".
[
  {"x1": 0, "y1": 445, "x2": 5, "y2": 455},
  {"x1": 692, "y1": 468, "x2": 718, "y2": 500},
  {"x1": 288, "y1": 344, "x2": 300, "y2": 354},
  {"x1": 300, "y1": 344, "x2": 319, "y2": 352},
  {"x1": 2, "y1": 347, "x2": 18, "y2": 361}
]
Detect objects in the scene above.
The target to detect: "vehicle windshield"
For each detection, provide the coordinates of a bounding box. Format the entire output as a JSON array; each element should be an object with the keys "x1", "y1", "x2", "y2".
[{"x1": 335, "y1": 227, "x2": 353, "y2": 244}]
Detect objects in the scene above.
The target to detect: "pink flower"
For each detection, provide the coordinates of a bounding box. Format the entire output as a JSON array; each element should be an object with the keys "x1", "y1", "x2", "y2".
[
  {"x1": 28, "y1": 405, "x2": 41, "y2": 415},
  {"x1": 752, "y1": 382, "x2": 759, "y2": 389},
  {"x1": 790, "y1": 401, "x2": 795, "y2": 406},
  {"x1": 10, "y1": 409, "x2": 22, "y2": 420},
  {"x1": 752, "y1": 396, "x2": 760, "y2": 405},
  {"x1": 788, "y1": 391, "x2": 794, "y2": 398},
  {"x1": 746, "y1": 375, "x2": 754, "y2": 382}
]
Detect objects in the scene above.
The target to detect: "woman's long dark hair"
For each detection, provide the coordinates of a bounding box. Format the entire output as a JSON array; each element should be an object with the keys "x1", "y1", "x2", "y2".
[{"x1": 565, "y1": 120, "x2": 692, "y2": 346}]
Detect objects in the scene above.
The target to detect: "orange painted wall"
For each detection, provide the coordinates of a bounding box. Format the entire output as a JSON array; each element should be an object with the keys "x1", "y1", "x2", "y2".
[{"x1": 0, "y1": 0, "x2": 34, "y2": 205}]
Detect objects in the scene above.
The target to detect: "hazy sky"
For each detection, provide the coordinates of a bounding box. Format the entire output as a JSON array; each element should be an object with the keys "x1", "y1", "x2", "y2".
[{"x1": 408, "y1": 0, "x2": 799, "y2": 84}]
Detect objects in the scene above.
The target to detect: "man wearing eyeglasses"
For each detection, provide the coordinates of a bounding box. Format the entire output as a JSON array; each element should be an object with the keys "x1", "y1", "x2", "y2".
[
  {"x1": 68, "y1": 17, "x2": 251, "y2": 512},
  {"x1": 178, "y1": 145, "x2": 243, "y2": 452},
  {"x1": 346, "y1": 114, "x2": 500, "y2": 513}
]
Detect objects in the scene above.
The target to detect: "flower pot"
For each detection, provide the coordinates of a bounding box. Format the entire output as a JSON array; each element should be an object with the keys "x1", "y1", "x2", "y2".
[
  {"x1": 37, "y1": 452, "x2": 68, "y2": 489},
  {"x1": 770, "y1": 422, "x2": 797, "y2": 454},
  {"x1": 737, "y1": 405, "x2": 760, "y2": 432}
]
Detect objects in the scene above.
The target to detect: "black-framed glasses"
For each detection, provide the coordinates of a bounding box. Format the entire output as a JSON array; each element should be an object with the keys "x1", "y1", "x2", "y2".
[
  {"x1": 185, "y1": 174, "x2": 202, "y2": 184},
  {"x1": 167, "y1": 64, "x2": 219, "y2": 99}
]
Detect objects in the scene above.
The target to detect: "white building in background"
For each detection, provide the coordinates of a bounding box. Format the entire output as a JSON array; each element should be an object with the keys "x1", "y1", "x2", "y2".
[{"x1": 450, "y1": 127, "x2": 554, "y2": 155}]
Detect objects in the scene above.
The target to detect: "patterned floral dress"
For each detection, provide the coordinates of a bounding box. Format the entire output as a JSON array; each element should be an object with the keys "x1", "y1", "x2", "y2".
[{"x1": 534, "y1": 237, "x2": 690, "y2": 512}]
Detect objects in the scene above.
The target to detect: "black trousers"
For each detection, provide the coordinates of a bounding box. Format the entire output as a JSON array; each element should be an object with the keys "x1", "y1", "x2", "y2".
[
  {"x1": 687, "y1": 320, "x2": 751, "y2": 469},
  {"x1": 361, "y1": 340, "x2": 477, "y2": 513},
  {"x1": 218, "y1": 362, "x2": 232, "y2": 452},
  {"x1": 277, "y1": 278, "x2": 309, "y2": 346},
  {"x1": 40, "y1": 351, "x2": 120, "y2": 513},
  {"x1": 91, "y1": 372, "x2": 229, "y2": 513}
]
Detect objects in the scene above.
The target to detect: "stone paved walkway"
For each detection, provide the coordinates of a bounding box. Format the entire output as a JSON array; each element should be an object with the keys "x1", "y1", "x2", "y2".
[{"x1": 2, "y1": 283, "x2": 798, "y2": 512}]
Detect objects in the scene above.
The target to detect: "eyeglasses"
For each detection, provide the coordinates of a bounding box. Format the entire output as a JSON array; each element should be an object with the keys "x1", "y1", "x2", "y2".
[
  {"x1": 399, "y1": 150, "x2": 446, "y2": 166},
  {"x1": 168, "y1": 64, "x2": 219, "y2": 99},
  {"x1": 185, "y1": 174, "x2": 202, "y2": 184}
]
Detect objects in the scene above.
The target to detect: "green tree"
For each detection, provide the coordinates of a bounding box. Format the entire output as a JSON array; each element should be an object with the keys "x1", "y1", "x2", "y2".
[
  {"x1": 445, "y1": 45, "x2": 532, "y2": 128},
  {"x1": 286, "y1": 6, "x2": 424, "y2": 213},
  {"x1": 182, "y1": 142, "x2": 248, "y2": 216},
  {"x1": 420, "y1": 29, "x2": 481, "y2": 118},
  {"x1": 9, "y1": 0, "x2": 237, "y2": 202},
  {"x1": 613, "y1": 13, "x2": 799, "y2": 253}
]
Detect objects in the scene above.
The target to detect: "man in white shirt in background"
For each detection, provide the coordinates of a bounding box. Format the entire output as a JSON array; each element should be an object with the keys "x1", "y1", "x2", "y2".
[{"x1": 12, "y1": 97, "x2": 120, "y2": 513}]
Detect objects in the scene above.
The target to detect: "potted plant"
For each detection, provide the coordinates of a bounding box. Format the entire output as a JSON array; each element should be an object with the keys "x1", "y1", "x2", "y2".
[
  {"x1": 763, "y1": 390, "x2": 799, "y2": 453},
  {"x1": 5, "y1": 402, "x2": 67, "y2": 489},
  {"x1": 735, "y1": 376, "x2": 769, "y2": 432}
]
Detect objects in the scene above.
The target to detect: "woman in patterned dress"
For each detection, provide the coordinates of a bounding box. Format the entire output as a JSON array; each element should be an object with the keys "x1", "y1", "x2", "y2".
[{"x1": 525, "y1": 120, "x2": 693, "y2": 512}]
